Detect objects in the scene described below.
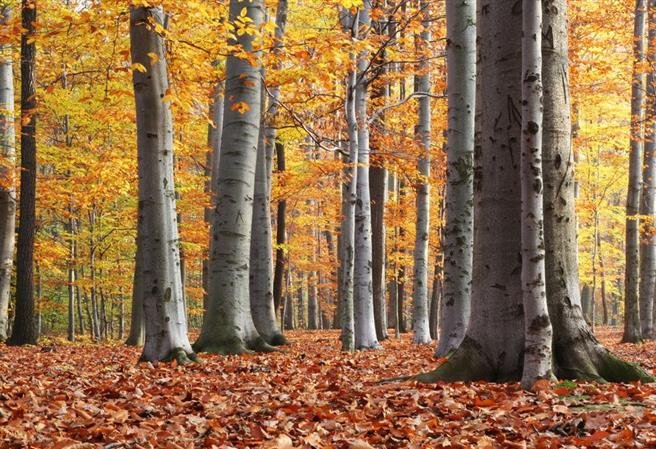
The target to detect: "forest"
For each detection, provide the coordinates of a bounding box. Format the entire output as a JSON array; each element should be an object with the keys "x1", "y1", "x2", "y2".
[{"x1": 2, "y1": 0, "x2": 656, "y2": 447}]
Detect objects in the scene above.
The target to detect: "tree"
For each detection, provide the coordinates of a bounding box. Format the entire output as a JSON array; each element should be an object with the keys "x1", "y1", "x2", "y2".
[
  {"x1": 0, "y1": 5, "x2": 16, "y2": 342},
  {"x1": 125, "y1": 230, "x2": 145, "y2": 346},
  {"x1": 193, "y1": 0, "x2": 272, "y2": 355},
  {"x1": 339, "y1": 9, "x2": 359, "y2": 352},
  {"x1": 353, "y1": 0, "x2": 380, "y2": 350},
  {"x1": 8, "y1": 0, "x2": 38, "y2": 346},
  {"x1": 624, "y1": 0, "x2": 647, "y2": 344},
  {"x1": 436, "y1": 0, "x2": 475, "y2": 357},
  {"x1": 130, "y1": 6, "x2": 196, "y2": 363},
  {"x1": 411, "y1": 0, "x2": 432, "y2": 345},
  {"x1": 519, "y1": 0, "x2": 554, "y2": 389},
  {"x1": 639, "y1": 0, "x2": 656, "y2": 340},
  {"x1": 418, "y1": 0, "x2": 652, "y2": 384},
  {"x1": 250, "y1": 0, "x2": 288, "y2": 346}
]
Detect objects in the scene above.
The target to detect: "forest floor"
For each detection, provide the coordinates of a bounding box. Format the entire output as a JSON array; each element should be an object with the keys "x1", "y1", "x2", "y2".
[{"x1": 1, "y1": 328, "x2": 656, "y2": 448}]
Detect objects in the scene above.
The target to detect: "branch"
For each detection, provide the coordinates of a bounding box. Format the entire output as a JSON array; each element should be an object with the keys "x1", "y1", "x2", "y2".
[{"x1": 368, "y1": 91, "x2": 445, "y2": 124}]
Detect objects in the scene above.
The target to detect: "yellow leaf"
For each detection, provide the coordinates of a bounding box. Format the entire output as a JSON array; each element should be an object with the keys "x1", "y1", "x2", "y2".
[
  {"x1": 131, "y1": 63, "x2": 147, "y2": 73},
  {"x1": 147, "y1": 52, "x2": 159, "y2": 65},
  {"x1": 230, "y1": 101, "x2": 250, "y2": 114}
]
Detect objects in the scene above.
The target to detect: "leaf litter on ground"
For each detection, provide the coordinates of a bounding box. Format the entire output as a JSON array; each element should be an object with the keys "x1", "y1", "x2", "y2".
[{"x1": 1, "y1": 327, "x2": 656, "y2": 448}]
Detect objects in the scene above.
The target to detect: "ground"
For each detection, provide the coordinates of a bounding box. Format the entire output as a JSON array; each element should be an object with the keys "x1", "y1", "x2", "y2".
[{"x1": 1, "y1": 328, "x2": 656, "y2": 448}]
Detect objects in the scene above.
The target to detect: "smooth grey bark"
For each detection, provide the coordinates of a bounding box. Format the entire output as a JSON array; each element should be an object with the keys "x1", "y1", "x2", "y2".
[
  {"x1": 339, "y1": 10, "x2": 358, "y2": 352},
  {"x1": 194, "y1": 0, "x2": 272, "y2": 355},
  {"x1": 370, "y1": 165, "x2": 388, "y2": 340},
  {"x1": 8, "y1": 0, "x2": 38, "y2": 346},
  {"x1": 581, "y1": 284, "x2": 593, "y2": 326},
  {"x1": 520, "y1": 0, "x2": 554, "y2": 389},
  {"x1": 639, "y1": 0, "x2": 656, "y2": 340},
  {"x1": 419, "y1": 0, "x2": 652, "y2": 384},
  {"x1": 353, "y1": 0, "x2": 380, "y2": 350},
  {"x1": 436, "y1": 0, "x2": 475, "y2": 356},
  {"x1": 203, "y1": 81, "x2": 224, "y2": 316},
  {"x1": 0, "y1": 5, "x2": 16, "y2": 342},
  {"x1": 308, "y1": 270, "x2": 319, "y2": 329},
  {"x1": 125, "y1": 229, "x2": 145, "y2": 346},
  {"x1": 624, "y1": 0, "x2": 647, "y2": 344},
  {"x1": 250, "y1": 0, "x2": 288, "y2": 346},
  {"x1": 411, "y1": 0, "x2": 432, "y2": 345},
  {"x1": 130, "y1": 6, "x2": 196, "y2": 364}
]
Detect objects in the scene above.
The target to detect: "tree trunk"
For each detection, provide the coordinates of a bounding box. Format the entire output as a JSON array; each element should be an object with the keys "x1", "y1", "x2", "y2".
[
  {"x1": 273, "y1": 142, "x2": 287, "y2": 316},
  {"x1": 250, "y1": 0, "x2": 288, "y2": 346},
  {"x1": 520, "y1": 0, "x2": 554, "y2": 389},
  {"x1": 352, "y1": 0, "x2": 380, "y2": 350},
  {"x1": 194, "y1": 0, "x2": 271, "y2": 355},
  {"x1": 130, "y1": 6, "x2": 196, "y2": 363},
  {"x1": 411, "y1": 0, "x2": 432, "y2": 345},
  {"x1": 203, "y1": 82, "x2": 223, "y2": 315},
  {"x1": 8, "y1": 0, "x2": 38, "y2": 346},
  {"x1": 429, "y1": 253, "x2": 442, "y2": 341},
  {"x1": 370, "y1": 165, "x2": 388, "y2": 340},
  {"x1": 639, "y1": 0, "x2": 656, "y2": 340},
  {"x1": 436, "y1": 0, "x2": 476, "y2": 356},
  {"x1": 338, "y1": 9, "x2": 359, "y2": 352},
  {"x1": 624, "y1": 0, "x2": 647, "y2": 343},
  {"x1": 125, "y1": 233, "x2": 145, "y2": 346},
  {"x1": 418, "y1": 0, "x2": 652, "y2": 384},
  {"x1": 581, "y1": 285, "x2": 593, "y2": 326},
  {"x1": 0, "y1": 5, "x2": 16, "y2": 342}
]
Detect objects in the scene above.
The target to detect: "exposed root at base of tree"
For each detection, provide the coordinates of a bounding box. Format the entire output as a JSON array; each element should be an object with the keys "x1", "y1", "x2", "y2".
[
  {"x1": 413, "y1": 335, "x2": 655, "y2": 384},
  {"x1": 268, "y1": 333, "x2": 289, "y2": 346},
  {"x1": 247, "y1": 336, "x2": 278, "y2": 353},
  {"x1": 137, "y1": 347, "x2": 200, "y2": 365}
]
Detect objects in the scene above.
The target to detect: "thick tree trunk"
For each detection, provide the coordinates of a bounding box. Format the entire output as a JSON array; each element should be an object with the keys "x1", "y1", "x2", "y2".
[
  {"x1": 339, "y1": 10, "x2": 359, "y2": 352},
  {"x1": 639, "y1": 0, "x2": 656, "y2": 340},
  {"x1": 130, "y1": 6, "x2": 196, "y2": 364},
  {"x1": 624, "y1": 0, "x2": 647, "y2": 343},
  {"x1": 203, "y1": 82, "x2": 223, "y2": 315},
  {"x1": 250, "y1": 0, "x2": 288, "y2": 346},
  {"x1": 353, "y1": 0, "x2": 380, "y2": 350},
  {"x1": 418, "y1": 0, "x2": 653, "y2": 384},
  {"x1": 194, "y1": 0, "x2": 271, "y2": 355},
  {"x1": 0, "y1": 6, "x2": 16, "y2": 342},
  {"x1": 520, "y1": 0, "x2": 554, "y2": 389},
  {"x1": 436, "y1": 0, "x2": 475, "y2": 356},
  {"x1": 411, "y1": 0, "x2": 432, "y2": 345},
  {"x1": 8, "y1": 0, "x2": 38, "y2": 346}
]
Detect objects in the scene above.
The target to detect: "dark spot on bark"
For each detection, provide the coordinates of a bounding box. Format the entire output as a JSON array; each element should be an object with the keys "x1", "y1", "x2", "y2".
[
  {"x1": 511, "y1": 0, "x2": 521, "y2": 15},
  {"x1": 554, "y1": 153, "x2": 562, "y2": 169},
  {"x1": 147, "y1": 133, "x2": 157, "y2": 139},
  {"x1": 529, "y1": 314, "x2": 550, "y2": 331},
  {"x1": 527, "y1": 121, "x2": 539, "y2": 135}
]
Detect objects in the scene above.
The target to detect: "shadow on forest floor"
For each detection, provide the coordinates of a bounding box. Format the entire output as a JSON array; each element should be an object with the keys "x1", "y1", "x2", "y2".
[{"x1": 0, "y1": 327, "x2": 655, "y2": 448}]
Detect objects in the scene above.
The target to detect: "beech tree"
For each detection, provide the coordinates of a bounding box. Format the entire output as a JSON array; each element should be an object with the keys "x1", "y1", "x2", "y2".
[
  {"x1": 624, "y1": 0, "x2": 647, "y2": 344},
  {"x1": 418, "y1": 0, "x2": 652, "y2": 384},
  {"x1": 8, "y1": 0, "x2": 38, "y2": 346},
  {"x1": 519, "y1": 0, "x2": 554, "y2": 389},
  {"x1": 353, "y1": 0, "x2": 380, "y2": 350},
  {"x1": 411, "y1": 0, "x2": 432, "y2": 345},
  {"x1": 639, "y1": 0, "x2": 656, "y2": 340},
  {"x1": 250, "y1": 0, "x2": 288, "y2": 346},
  {"x1": 339, "y1": 9, "x2": 358, "y2": 352},
  {"x1": 193, "y1": 0, "x2": 272, "y2": 355},
  {"x1": 130, "y1": 6, "x2": 196, "y2": 363},
  {"x1": 0, "y1": 5, "x2": 15, "y2": 342},
  {"x1": 436, "y1": 0, "x2": 475, "y2": 356}
]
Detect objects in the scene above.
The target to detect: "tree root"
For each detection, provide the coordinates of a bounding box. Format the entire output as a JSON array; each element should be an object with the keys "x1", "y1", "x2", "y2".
[
  {"x1": 193, "y1": 336, "x2": 254, "y2": 356},
  {"x1": 268, "y1": 333, "x2": 289, "y2": 346}
]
